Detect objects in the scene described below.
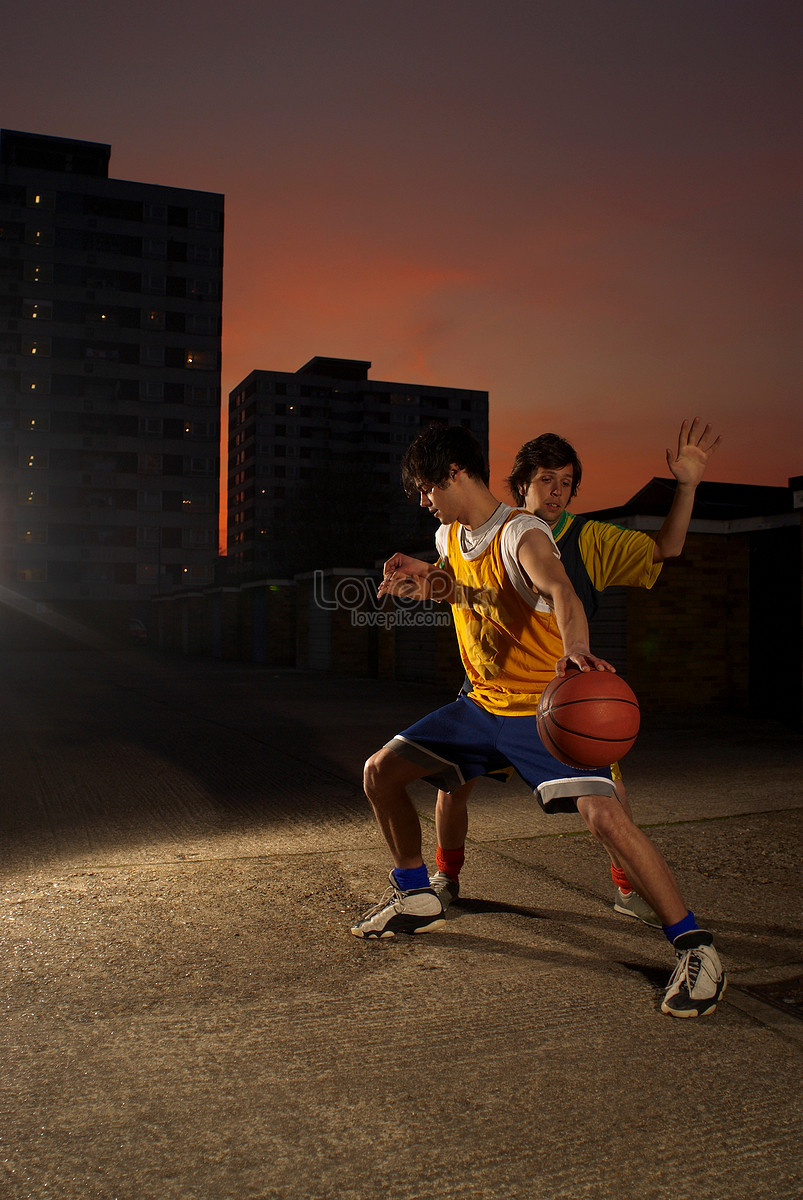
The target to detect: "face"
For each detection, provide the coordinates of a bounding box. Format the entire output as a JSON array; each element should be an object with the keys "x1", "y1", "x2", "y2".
[
  {"x1": 416, "y1": 469, "x2": 459, "y2": 524},
  {"x1": 521, "y1": 463, "x2": 575, "y2": 526}
]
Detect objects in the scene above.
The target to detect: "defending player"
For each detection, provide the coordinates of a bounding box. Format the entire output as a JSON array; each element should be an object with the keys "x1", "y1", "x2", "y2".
[
  {"x1": 431, "y1": 419, "x2": 721, "y2": 927},
  {"x1": 351, "y1": 423, "x2": 726, "y2": 1018}
]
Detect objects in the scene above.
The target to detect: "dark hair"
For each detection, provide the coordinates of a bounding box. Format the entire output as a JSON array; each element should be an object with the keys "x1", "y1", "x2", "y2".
[
  {"x1": 401, "y1": 422, "x2": 490, "y2": 497},
  {"x1": 505, "y1": 433, "x2": 582, "y2": 504}
]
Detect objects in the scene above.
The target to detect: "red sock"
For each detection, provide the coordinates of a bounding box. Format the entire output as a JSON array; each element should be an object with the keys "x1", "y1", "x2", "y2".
[
  {"x1": 436, "y1": 845, "x2": 465, "y2": 878},
  {"x1": 611, "y1": 863, "x2": 633, "y2": 895}
]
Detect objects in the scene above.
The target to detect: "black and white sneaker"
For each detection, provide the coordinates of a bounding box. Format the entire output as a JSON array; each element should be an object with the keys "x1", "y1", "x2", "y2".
[
  {"x1": 350, "y1": 872, "x2": 446, "y2": 939},
  {"x1": 661, "y1": 930, "x2": 726, "y2": 1018}
]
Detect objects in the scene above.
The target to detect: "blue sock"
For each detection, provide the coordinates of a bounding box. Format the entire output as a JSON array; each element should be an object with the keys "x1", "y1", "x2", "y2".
[
  {"x1": 393, "y1": 864, "x2": 431, "y2": 892},
  {"x1": 663, "y1": 910, "x2": 698, "y2": 944}
]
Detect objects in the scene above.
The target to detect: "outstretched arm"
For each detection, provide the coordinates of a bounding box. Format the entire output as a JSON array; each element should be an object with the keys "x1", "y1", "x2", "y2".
[
  {"x1": 652, "y1": 418, "x2": 721, "y2": 562},
  {"x1": 517, "y1": 529, "x2": 615, "y2": 675}
]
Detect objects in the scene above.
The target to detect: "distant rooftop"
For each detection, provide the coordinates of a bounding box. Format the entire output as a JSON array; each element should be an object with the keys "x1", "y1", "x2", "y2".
[
  {"x1": 0, "y1": 129, "x2": 111, "y2": 177},
  {"x1": 296, "y1": 357, "x2": 372, "y2": 381},
  {"x1": 584, "y1": 477, "x2": 797, "y2": 522}
]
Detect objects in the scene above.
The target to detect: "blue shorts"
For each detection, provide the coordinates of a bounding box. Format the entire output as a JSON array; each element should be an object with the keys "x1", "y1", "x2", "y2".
[{"x1": 386, "y1": 694, "x2": 616, "y2": 814}]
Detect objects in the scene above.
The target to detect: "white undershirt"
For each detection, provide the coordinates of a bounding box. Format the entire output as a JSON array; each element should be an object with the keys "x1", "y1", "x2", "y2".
[{"x1": 435, "y1": 504, "x2": 559, "y2": 613}]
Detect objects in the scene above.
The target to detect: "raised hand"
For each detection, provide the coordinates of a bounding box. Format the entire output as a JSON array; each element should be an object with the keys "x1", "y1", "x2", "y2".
[{"x1": 666, "y1": 418, "x2": 721, "y2": 488}]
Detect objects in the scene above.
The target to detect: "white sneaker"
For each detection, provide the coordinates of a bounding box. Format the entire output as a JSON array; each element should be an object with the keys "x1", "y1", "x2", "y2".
[
  {"x1": 350, "y1": 872, "x2": 445, "y2": 939},
  {"x1": 661, "y1": 931, "x2": 726, "y2": 1017}
]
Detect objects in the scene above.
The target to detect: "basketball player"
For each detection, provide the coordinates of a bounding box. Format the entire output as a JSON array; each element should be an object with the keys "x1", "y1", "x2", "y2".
[
  {"x1": 352, "y1": 423, "x2": 726, "y2": 1018},
  {"x1": 432, "y1": 418, "x2": 721, "y2": 927}
]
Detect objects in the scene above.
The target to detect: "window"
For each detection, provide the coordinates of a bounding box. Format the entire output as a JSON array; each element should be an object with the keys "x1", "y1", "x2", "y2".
[
  {"x1": 188, "y1": 385, "x2": 217, "y2": 405},
  {"x1": 188, "y1": 279, "x2": 217, "y2": 300},
  {"x1": 187, "y1": 529, "x2": 215, "y2": 547},
  {"x1": 18, "y1": 566, "x2": 47, "y2": 582},
  {"x1": 22, "y1": 376, "x2": 50, "y2": 394},
  {"x1": 138, "y1": 490, "x2": 162, "y2": 510},
  {"x1": 141, "y1": 381, "x2": 164, "y2": 401},
  {"x1": 139, "y1": 454, "x2": 162, "y2": 474},
  {"x1": 182, "y1": 564, "x2": 214, "y2": 584},
  {"x1": 23, "y1": 263, "x2": 53, "y2": 285},
  {"x1": 190, "y1": 209, "x2": 219, "y2": 230},
  {"x1": 23, "y1": 299, "x2": 52, "y2": 320},
  {"x1": 186, "y1": 313, "x2": 217, "y2": 334},
  {"x1": 186, "y1": 457, "x2": 214, "y2": 476},
  {"x1": 23, "y1": 414, "x2": 50, "y2": 431},
  {"x1": 18, "y1": 524, "x2": 47, "y2": 543},
  {"x1": 18, "y1": 484, "x2": 47, "y2": 504},
  {"x1": 185, "y1": 349, "x2": 215, "y2": 369},
  {"x1": 22, "y1": 338, "x2": 51, "y2": 357},
  {"x1": 182, "y1": 492, "x2": 215, "y2": 511},
  {"x1": 188, "y1": 244, "x2": 218, "y2": 264},
  {"x1": 184, "y1": 420, "x2": 215, "y2": 439}
]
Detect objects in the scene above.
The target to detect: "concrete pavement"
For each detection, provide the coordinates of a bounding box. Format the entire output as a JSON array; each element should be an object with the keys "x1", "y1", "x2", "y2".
[{"x1": 1, "y1": 649, "x2": 802, "y2": 1200}]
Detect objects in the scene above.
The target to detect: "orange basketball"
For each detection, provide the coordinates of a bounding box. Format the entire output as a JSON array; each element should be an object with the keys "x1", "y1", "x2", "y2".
[{"x1": 536, "y1": 667, "x2": 640, "y2": 769}]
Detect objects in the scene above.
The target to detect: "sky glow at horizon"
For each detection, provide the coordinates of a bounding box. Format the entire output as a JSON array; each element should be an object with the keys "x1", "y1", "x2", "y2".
[{"x1": 3, "y1": 1, "x2": 800, "y2": 532}]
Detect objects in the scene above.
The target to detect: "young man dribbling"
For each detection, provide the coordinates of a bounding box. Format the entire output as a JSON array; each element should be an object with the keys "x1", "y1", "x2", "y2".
[
  {"x1": 351, "y1": 422, "x2": 726, "y2": 1018},
  {"x1": 431, "y1": 419, "x2": 721, "y2": 927}
]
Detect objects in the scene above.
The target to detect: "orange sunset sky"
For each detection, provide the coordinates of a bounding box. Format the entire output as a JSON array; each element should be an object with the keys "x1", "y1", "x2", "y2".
[{"x1": 4, "y1": 1, "x2": 800, "y2": 532}]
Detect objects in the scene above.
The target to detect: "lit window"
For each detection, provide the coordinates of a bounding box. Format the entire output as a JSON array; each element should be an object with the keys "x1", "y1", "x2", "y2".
[
  {"x1": 20, "y1": 488, "x2": 47, "y2": 505},
  {"x1": 19, "y1": 525, "x2": 47, "y2": 544},
  {"x1": 22, "y1": 452, "x2": 48, "y2": 469},
  {"x1": 185, "y1": 350, "x2": 215, "y2": 369}
]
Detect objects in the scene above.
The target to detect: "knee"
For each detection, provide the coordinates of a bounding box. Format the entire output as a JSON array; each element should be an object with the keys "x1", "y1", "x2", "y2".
[
  {"x1": 437, "y1": 782, "x2": 472, "y2": 812},
  {"x1": 580, "y1": 794, "x2": 630, "y2": 842},
  {"x1": 364, "y1": 746, "x2": 401, "y2": 800},
  {"x1": 363, "y1": 750, "x2": 384, "y2": 798}
]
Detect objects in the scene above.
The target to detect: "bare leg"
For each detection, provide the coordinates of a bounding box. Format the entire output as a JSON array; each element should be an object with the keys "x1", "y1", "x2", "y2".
[
  {"x1": 435, "y1": 780, "x2": 474, "y2": 849},
  {"x1": 363, "y1": 747, "x2": 431, "y2": 868},
  {"x1": 606, "y1": 779, "x2": 633, "y2": 871},
  {"x1": 576, "y1": 793, "x2": 687, "y2": 926}
]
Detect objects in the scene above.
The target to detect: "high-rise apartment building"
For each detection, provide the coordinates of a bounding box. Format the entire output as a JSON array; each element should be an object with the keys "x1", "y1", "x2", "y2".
[
  {"x1": 227, "y1": 356, "x2": 488, "y2": 577},
  {"x1": 0, "y1": 129, "x2": 223, "y2": 634}
]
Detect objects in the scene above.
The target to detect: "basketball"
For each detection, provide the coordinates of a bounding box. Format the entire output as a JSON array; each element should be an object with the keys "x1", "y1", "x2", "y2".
[{"x1": 536, "y1": 667, "x2": 640, "y2": 769}]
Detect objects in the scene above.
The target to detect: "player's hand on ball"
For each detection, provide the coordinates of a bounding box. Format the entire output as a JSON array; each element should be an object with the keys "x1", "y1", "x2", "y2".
[{"x1": 556, "y1": 650, "x2": 616, "y2": 676}]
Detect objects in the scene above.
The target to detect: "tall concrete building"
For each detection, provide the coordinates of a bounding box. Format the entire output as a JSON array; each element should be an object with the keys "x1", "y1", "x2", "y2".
[
  {"x1": 0, "y1": 129, "x2": 223, "y2": 635},
  {"x1": 227, "y1": 357, "x2": 489, "y2": 577}
]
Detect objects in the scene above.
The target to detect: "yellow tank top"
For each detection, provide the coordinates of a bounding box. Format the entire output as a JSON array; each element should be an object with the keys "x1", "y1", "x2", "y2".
[{"x1": 447, "y1": 513, "x2": 564, "y2": 716}]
